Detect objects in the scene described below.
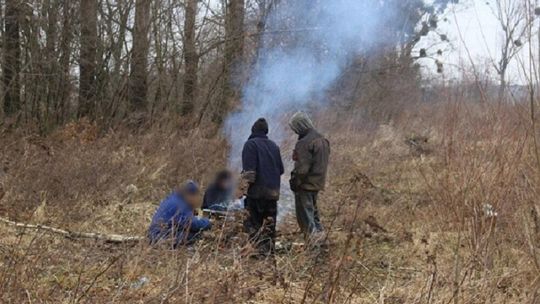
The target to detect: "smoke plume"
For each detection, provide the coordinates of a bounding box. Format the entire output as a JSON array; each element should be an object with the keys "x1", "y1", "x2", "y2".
[{"x1": 225, "y1": 0, "x2": 395, "y2": 169}]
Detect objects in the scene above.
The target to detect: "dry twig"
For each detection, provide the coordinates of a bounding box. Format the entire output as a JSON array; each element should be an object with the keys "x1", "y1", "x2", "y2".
[{"x1": 0, "y1": 216, "x2": 143, "y2": 243}]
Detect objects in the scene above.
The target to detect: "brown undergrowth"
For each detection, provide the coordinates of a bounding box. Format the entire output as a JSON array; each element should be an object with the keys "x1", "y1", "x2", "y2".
[{"x1": 1, "y1": 102, "x2": 539, "y2": 303}]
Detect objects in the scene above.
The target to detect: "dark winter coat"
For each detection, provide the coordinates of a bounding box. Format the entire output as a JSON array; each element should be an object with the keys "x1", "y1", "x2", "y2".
[
  {"x1": 242, "y1": 131, "x2": 284, "y2": 200},
  {"x1": 290, "y1": 129, "x2": 330, "y2": 192},
  {"x1": 148, "y1": 192, "x2": 212, "y2": 247},
  {"x1": 202, "y1": 183, "x2": 233, "y2": 210}
]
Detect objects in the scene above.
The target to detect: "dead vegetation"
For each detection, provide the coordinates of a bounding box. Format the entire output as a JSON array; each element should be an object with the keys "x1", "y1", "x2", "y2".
[{"x1": 0, "y1": 100, "x2": 537, "y2": 303}]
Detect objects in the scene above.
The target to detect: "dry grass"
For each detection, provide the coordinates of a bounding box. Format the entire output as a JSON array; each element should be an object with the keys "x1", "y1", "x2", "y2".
[{"x1": 0, "y1": 101, "x2": 539, "y2": 303}]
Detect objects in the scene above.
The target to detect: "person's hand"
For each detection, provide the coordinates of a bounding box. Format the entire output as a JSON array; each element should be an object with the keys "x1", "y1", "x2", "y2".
[
  {"x1": 292, "y1": 149, "x2": 299, "y2": 161},
  {"x1": 235, "y1": 189, "x2": 243, "y2": 199},
  {"x1": 237, "y1": 171, "x2": 254, "y2": 197}
]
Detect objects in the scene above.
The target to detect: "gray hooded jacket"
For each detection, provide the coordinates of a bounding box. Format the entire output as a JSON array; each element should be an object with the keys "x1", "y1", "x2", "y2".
[{"x1": 289, "y1": 112, "x2": 330, "y2": 192}]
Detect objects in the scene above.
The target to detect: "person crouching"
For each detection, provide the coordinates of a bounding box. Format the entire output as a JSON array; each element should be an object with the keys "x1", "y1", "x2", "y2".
[
  {"x1": 202, "y1": 170, "x2": 235, "y2": 211},
  {"x1": 148, "y1": 180, "x2": 212, "y2": 248}
]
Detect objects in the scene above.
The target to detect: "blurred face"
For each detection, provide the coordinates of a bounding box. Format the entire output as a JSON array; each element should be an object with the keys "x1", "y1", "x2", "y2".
[
  {"x1": 184, "y1": 192, "x2": 201, "y2": 209},
  {"x1": 218, "y1": 178, "x2": 233, "y2": 190}
]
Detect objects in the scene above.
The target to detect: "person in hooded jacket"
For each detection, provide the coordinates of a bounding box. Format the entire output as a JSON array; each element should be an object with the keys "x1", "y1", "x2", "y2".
[
  {"x1": 241, "y1": 118, "x2": 284, "y2": 256},
  {"x1": 289, "y1": 112, "x2": 330, "y2": 240},
  {"x1": 148, "y1": 180, "x2": 212, "y2": 247}
]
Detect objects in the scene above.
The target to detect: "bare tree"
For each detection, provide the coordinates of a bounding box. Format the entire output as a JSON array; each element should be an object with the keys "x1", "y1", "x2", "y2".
[
  {"x1": 250, "y1": 0, "x2": 278, "y2": 67},
  {"x1": 215, "y1": 0, "x2": 245, "y2": 123},
  {"x1": 58, "y1": 1, "x2": 75, "y2": 123},
  {"x1": 43, "y1": 0, "x2": 59, "y2": 125},
  {"x1": 3, "y1": 0, "x2": 21, "y2": 117},
  {"x1": 182, "y1": 0, "x2": 199, "y2": 116},
  {"x1": 79, "y1": 0, "x2": 98, "y2": 118},
  {"x1": 0, "y1": 0, "x2": 450, "y2": 130},
  {"x1": 129, "y1": 0, "x2": 151, "y2": 114},
  {"x1": 491, "y1": 0, "x2": 529, "y2": 100}
]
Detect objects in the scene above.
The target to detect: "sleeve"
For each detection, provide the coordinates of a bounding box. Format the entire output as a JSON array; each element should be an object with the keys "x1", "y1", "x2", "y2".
[
  {"x1": 312, "y1": 139, "x2": 322, "y2": 162},
  {"x1": 242, "y1": 141, "x2": 258, "y2": 173},
  {"x1": 311, "y1": 138, "x2": 330, "y2": 173},
  {"x1": 190, "y1": 217, "x2": 212, "y2": 232},
  {"x1": 241, "y1": 141, "x2": 257, "y2": 184},
  {"x1": 202, "y1": 185, "x2": 219, "y2": 209},
  {"x1": 278, "y1": 147, "x2": 285, "y2": 175},
  {"x1": 202, "y1": 190, "x2": 210, "y2": 209},
  {"x1": 293, "y1": 140, "x2": 313, "y2": 179}
]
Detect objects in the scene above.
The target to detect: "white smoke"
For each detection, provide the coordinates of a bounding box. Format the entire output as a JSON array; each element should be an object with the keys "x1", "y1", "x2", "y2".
[
  {"x1": 224, "y1": 0, "x2": 395, "y2": 170},
  {"x1": 222, "y1": 0, "x2": 399, "y2": 223}
]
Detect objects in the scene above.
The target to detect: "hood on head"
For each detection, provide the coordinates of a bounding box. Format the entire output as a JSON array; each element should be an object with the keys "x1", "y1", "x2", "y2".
[
  {"x1": 180, "y1": 180, "x2": 200, "y2": 195},
  {"x1": 289, "y1": 111, "x2": 314, "y2": 136},
  {"x1": 251, "y1": 118, "x2": 269, "y2": 135}
]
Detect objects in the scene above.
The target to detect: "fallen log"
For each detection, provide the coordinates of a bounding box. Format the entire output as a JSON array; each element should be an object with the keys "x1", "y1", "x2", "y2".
[{"x1": 0, "y1": 217, "x2": 144, "y2": 243}]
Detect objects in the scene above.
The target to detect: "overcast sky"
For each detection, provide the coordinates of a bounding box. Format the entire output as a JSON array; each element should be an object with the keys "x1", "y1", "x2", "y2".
[
  {"x1": 207, "y1": 0, "x2": 536, "y2": 85},
  {"x1": 417, "y1": 0, "x2": 537, "y2": 84}
]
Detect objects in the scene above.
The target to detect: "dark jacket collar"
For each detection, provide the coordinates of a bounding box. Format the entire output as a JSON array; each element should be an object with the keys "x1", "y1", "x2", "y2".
[{"x1": 249, "y1": 131, "x2": 268, "y2": 140}]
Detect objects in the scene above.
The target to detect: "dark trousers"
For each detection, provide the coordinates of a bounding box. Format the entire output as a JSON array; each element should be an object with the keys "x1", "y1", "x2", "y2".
[
  {"x1": 295, "y1": 191, "x2": 323, "y2": 236},
  {"x1": 244, "y1": 198, "x2": 277, "y2": 255}
]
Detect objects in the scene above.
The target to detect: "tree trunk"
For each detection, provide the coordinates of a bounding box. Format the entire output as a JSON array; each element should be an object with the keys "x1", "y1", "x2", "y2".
[
  {"x1": 3, "y1": 0, "x2": 21, "y2": 116},
  {"x1": 214, "y1": 0, "x2": 245, "y2": 123},
  {"x1": 181, "y1": 0, "x2": 199, "y2": 116},
  {"x1": 78, "y1": 0, "x2": 98, "y2": 119},
  {"x1": 251, "y1": 1, "x2": 270, "y2": 66},
  {"x1": 44, "y1": 0, "x2": 59, "y2": 126},
  {"x1": 58, "y1": 1, "x2": 73, "y2": 123},
  {"x1": 129, "y1": 0, "x2": 151, "y2": 114},
  {"x1": 498, "y1": 65, "x2": 507, "y2": 103}
]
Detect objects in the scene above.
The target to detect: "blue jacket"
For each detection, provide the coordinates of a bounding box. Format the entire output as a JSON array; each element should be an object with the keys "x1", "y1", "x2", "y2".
[
  {"x1": 148, "y1": 192, "x2": 212, "y2": 246},
  {"x1": 242, "y1": 131, "x2": 284, "y2": 200}
]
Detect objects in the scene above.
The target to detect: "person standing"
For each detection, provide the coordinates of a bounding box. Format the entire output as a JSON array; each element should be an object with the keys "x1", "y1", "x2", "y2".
[
  {"x1": 289, "y1": 112, "x2": 330, "y2": 241},
  {"x1": 242, "y1": 118, "x2": 284, "y2": 256}
]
